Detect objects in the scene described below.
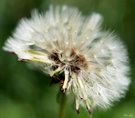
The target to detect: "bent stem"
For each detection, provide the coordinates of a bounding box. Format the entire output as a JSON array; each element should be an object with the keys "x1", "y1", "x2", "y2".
[{"x1": 59, "y1": 93, "x2": 66, "y2": 118}]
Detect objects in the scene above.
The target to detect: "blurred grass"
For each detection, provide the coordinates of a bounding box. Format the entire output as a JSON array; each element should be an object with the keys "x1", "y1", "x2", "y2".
[{"x1": 0, "y1": 0, "x2": 135, "y2": 118}]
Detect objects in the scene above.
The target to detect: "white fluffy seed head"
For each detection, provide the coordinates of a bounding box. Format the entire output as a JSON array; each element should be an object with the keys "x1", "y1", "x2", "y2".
[{"x1": 3, "y1": 6, "x2": 130, "y2": 113}]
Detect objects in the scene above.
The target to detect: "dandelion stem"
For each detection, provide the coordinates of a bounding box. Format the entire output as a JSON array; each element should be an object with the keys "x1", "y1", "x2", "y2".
[{"x1": 59, "y1": 93, "x2": 66, "y2": 118}]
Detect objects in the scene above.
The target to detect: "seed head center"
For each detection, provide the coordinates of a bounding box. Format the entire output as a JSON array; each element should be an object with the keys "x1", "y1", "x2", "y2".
[{"x1": 49, "y1": 48, "x2": 88, "y2": 74}]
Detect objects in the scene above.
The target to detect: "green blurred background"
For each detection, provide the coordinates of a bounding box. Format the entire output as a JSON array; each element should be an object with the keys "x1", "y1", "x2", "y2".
[{"x1": 0, "y1": 0, "x2": 135, "y2": 118}]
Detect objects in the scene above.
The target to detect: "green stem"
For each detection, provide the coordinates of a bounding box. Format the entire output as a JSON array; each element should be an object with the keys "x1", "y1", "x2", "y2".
[{"x1": 59, "y1": 93, "x2": 66, "y2": 118}]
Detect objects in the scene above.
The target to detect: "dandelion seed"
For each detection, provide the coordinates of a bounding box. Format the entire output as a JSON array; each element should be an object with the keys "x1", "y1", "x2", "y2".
[{"x1": 3, "y1": 6, "x2": 130, "y2": 113}]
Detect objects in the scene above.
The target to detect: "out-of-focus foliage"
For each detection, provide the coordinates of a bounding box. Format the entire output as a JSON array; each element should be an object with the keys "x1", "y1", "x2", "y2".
[{"x1": 0, "y1": 0, "x2": 135, "y2": 118}]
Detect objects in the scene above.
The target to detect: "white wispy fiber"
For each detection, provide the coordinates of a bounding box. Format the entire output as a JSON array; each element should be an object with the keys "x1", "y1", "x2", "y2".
[{"x1": 3, "y1": 6, "x2": 130, "y2": 113}]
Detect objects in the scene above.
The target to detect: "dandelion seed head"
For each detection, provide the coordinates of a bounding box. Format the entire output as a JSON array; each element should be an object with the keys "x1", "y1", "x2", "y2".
[{"x1": 3, "y1": 6, "x2": 130, "y2": 113}]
